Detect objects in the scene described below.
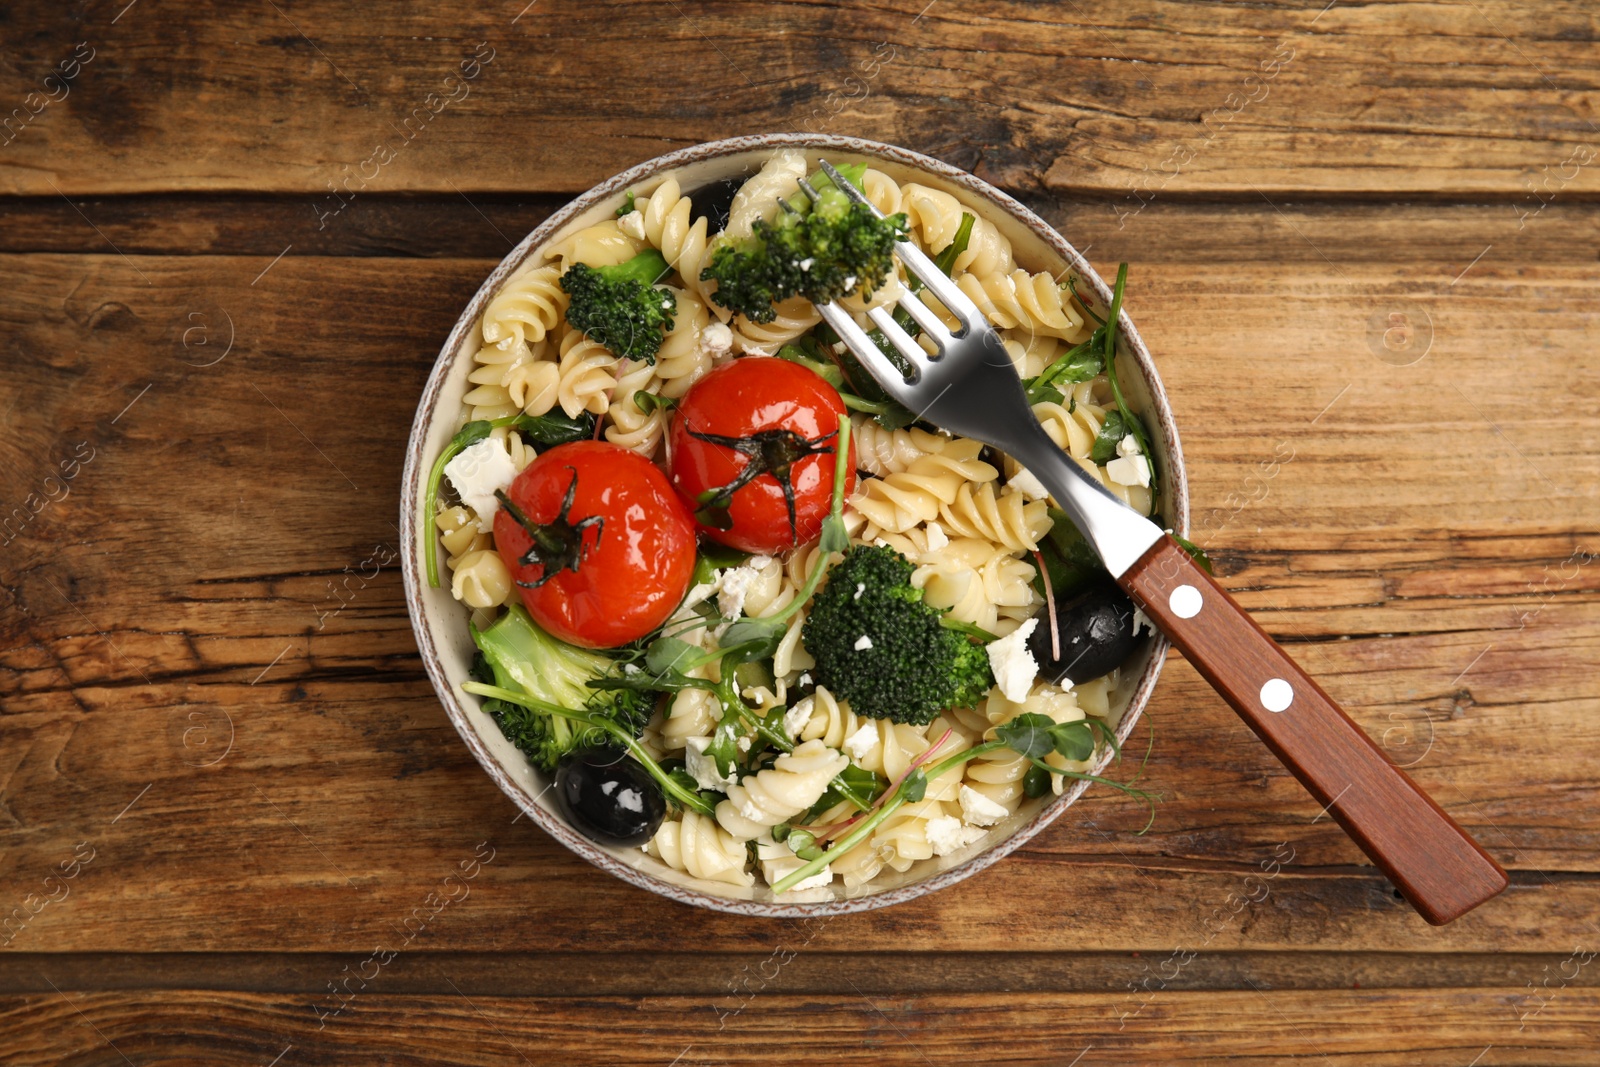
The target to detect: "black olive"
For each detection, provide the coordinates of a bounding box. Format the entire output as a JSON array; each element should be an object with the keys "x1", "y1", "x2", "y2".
[
  {"x1": 685, "y1": 169, "x2": 754, "y2": 234},
  {"x1": 1027, "y1": 578, "x2": 1142, "y2": 685},
  {"x1": 554, "y1": 746, "x2": 665, "y2": 847}
]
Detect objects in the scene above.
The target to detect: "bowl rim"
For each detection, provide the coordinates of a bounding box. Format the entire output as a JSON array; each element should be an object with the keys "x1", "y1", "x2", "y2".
[{"x1": 400, "y1": 133, "x2": 1190, "y2": 916}]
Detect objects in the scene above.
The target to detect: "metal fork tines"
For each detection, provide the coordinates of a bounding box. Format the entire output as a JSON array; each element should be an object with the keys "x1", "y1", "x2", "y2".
[{"x1": 795, "y1": 158, "x2": 1162, "y2": 578}]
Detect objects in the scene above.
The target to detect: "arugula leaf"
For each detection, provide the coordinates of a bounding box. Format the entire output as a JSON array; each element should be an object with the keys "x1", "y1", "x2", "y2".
[
  {"x1": 901, "y1": 768, "x2": 928, "y2": 804},
  {"x1": 706, "y1": 713, "x2": 742, "y2": 778},
  {"x1": 801, "y1": 764, "x2": 887, "y2": 820},
  {"x1": 932, "y1": 213, "x2": 975, "y2": 276},
  {"x1": 1089, "y1": 410, "x2": 1131, "y2": 465},
  {"x1": 503, "y1": 410, "x2": 596, "y2": 446}
]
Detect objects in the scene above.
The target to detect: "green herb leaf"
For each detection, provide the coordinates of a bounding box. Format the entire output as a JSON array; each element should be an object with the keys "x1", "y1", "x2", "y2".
[
  {"x1": 901, "y1": 767, "x2": 928, "y2": 804},
  {"x1": 932, "y1": 213, "x2": 975, "y2": 276},
  {"x1": 1050, "y1": 720, "x2": 1096, "y2": 762},
  {"x1": 1089, "y1": 410, "x2": 1131, "y2": 465},
  {"x1": 616, "y1": 190, "x2": 637, "y2": 217},
  {"x1": 707, "y1": 714, "x2": 742, "y2": 778},
  {"x1": 631, "y1": 390, "x2": 677, "y2": 416},
  {"x1": 1172, "y1": 533, "x2": 1214, "y2": 575},
  {"x1": 995, "y1": 713, "x2": 1057, "y2": 760},
  {"x1": 646, "y1": 635, "x2": 702, "y2": 676}
]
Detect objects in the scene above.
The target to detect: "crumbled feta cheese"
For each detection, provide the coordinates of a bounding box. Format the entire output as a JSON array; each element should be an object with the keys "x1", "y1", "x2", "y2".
[
  {"x1": 736, "y1": 735, "x2": 752, "y2": 753},
  {"x1": 853, "y1": 582, "x2": 866, "y2": 601},
  {"x1": 787, "y1": 865, "x2": 833, "y2": 892},
  {"x1": 925, "y1": 815, "x2": 987, "y2": 857},
  {"x1": 1007, "y1": 467, "x2": 1050, "y2": 501},
  {"x1": 1132, "y1": 605, "x2": 1153, "y2": 637},
  {"x1": 718, "y1": 562, "x2": 763, "y2": 620},
  {"x1": 1106, "y1": 453, "x2": 1151, "y2": 489},
  {"x1": 1058, "y1": 676, "x2": 1076, "y2": 692},
  {"x1": 842, "y1": 722, "x2": 878, "y2": 761},
  {"x1": 739, "y1": 800, "x2": 766, "y2": 823},
  {"x1": 684, "y1": 736, "x2": 739, "y2": 793},
  {"x1": 699, "y1": 321, "x2": 734, "y2": 359},
  {"x1": 799, "y1": 257, "x2": 814, "y2": 271},
  {"x1": 959, "y1": 785, "x2": 1010, "y2": 827},
  {"x1": 798, "y1": 672, "x2": 812, "y2": 688},
  {"x1": 1117, "y1": 433, "x2": 1143, "y2": 458},
  {"x1": 923, "y1": 522, "x2": 948, "y2": 553},
  {"x1": 616, "y1": 208, "x2": 647, "y2": 241},
  {"x1": 623, "y1": 662, "x2": 642, "y2": 675},
  {"x1": 986, "y1": 617, "x2": 1040, "y2": 702},
  {"x1": 854, "y1": 634, "x2": 874, "y2": 651},
  {"x1": 843, "y1": 275, "x2": 857, "y2": 290},
  {"x1": 783, "y1": 697, "x2": 814, "y2": 740},
  {"x1": 444, "y1": 438, "x2": 518, "y2": 530}
]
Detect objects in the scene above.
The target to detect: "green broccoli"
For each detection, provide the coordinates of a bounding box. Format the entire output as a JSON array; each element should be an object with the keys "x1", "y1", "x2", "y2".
[
  {"x1": 559, "y1": 249, "x2": 676, "y2": 363},
  {"x1": 701, "y1": 185, "x2": 910, "y2": 324},
  {"x1": 801, "y1": 544, "x2": 994, "y2": 725},
  {"x1": 471, "y1": 604, "x2": 654, "y2": 771}
]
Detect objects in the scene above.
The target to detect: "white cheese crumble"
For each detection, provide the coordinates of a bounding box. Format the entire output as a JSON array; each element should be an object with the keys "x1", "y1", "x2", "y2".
[
  {"x1": 684, "y1": 736, "x2": 739, "y2": 793},
  {"x1": 717, "y1": 561, "x2": 764, "y2": 620},
  {"x1": 782, "y1": 697, "x2": 814, "y2": 741},
  {"x1": 799, "y1": 257, "x2": 814, "y2": 271},
  {"x1": 798, "y1": 672, "x2": 812, "y2": 688},
  {"x1": 959, "y1": 785, "x2": 1010, "y2": 827},
  {"x1": 1132, "y1": 605, "x2": 1154, "y2": 637},
  {"x1": 853, "y1": 582, "x2": 866, "y2": 601},
  {"x1": 616, "y1": 208, "x2": 647, "y2": 241},
  {"x1": 787, "y1": 865, "x2": 833, "y2": 892},
  {"x1": 985, "y1": 617, "x2": 1040, "y2": 702},
  {"x1": 444, "y1": 437, "x2": 518, "y2": 530},
  {"x1": 853, "y1": 634, "x2": 874, "y2": 651},
  {"x1": 925, "y1": 815, "x2": 987, "y2": 857},
  {"x1": 923, "y1": 521, "x2": 949, "y2": 553},
  {"x1": 699, "y1": 321, "x2": 734, "y2": 359},
  {"x1": 842, "y1": 722, "x2": 878, "y2": 761},
  {"x1": 1007, "y1": 467, "x2": 1050, "y2": 501},
  {"x1": 1105, "y1": 438, "x2": 1151, "y2": 488}
]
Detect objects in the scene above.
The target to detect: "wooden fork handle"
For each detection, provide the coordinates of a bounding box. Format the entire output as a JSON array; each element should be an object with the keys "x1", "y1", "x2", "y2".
[{"x1": 1119, "y1": 535, "x2": 1507, "y2": 925}]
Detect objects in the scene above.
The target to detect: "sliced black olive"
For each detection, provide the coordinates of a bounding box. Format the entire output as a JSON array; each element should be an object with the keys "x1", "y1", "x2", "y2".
[
  {"x1": 1027, "y1": 577, "x2": 1142, "y2": 685},
  {"x1": 685, "y1": 168, "x2": 754, "y2": 233},
  {"x1": 554, "y1": 746, "x2": 665, "y2": 847}
]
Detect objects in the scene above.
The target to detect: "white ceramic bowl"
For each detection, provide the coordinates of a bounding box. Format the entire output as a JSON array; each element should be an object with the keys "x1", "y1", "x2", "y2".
[{"x1": 401, "y1": 134, "x2": 1189, "y2": 915}]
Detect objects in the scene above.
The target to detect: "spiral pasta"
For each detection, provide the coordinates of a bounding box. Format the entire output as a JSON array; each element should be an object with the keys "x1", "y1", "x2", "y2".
[
  {"x1": 544, "y1": 218, "x2": 646, "y2": 269},
  {"x1": 938, "y1": 480, "x2": 1052, "y2": 554},
  {"x1": 647, "y1": 810, "x2": 754, "y2": 888},
  {"x1": 850, "y1": 439, "x2": 998, "y2": 535},
  {"x1": 638, "y1": 178, "x2": 715, "y2": 307},
  {"x1": 898, "y1": 182, "x2": 1015, "y2": 277},
  {"x1": 795, "y1": 686, "x2": 931, "y2": 781},
  {"x1": 450, "y1": 549, "x2": 513, "y2": 609},
  {"x1": 724, "y1": 149, "x2": 807, "y2": 241},
  {"x1": 956, "y1": 268, "x2": 1087, "y2": 344},
  {"x1": 604, "y1": 358, "x2": 666, "y2": 454},
  {"x1": 715, "y1": 740, "x2": 849, "y2": 841},
  {"x1": 652, "y1": 288, "x2": 713, "y2": 399},
  {"x1": 554, "y1": 326, "x2": 617, "y2": 418},
  {"x1": 482, "y1": 263, "x2": 568, "y2": 351},
  {"x1": 731, "y1": 296, "x2": 821, "y2": 355},
  {"x1": 851, "y1": 418, "x2": 950, "y2": 477}
]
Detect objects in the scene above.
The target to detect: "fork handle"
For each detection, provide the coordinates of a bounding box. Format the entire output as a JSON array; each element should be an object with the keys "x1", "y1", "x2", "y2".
[{"x1": 1119, "y1": 535, "x2": 1507, "y2": 925}]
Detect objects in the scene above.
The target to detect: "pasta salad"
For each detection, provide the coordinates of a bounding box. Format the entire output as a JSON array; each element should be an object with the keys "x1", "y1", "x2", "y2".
[{"x1": 426, "y1": 150, "x2": 1163, "y2": 895}]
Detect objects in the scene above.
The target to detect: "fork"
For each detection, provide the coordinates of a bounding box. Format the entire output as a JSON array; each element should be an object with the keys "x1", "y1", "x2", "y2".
[{"x1": 802, "y1": 159, "x2": 1507, "y2": 925}]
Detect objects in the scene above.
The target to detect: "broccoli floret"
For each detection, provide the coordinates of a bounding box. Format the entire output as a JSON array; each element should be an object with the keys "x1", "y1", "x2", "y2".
[
  {"x1": 472, "y1": 605, "x2": 654, "y2": 771},
  {"x1": 801, "y1": 544, "x2": 993, "y2": 725},
  {"x1": 702, "y1": 185, "x2": 910, "y2": 324},
  {"x1": 559, "y1": 249, "x2": 677, "y2": 363}
]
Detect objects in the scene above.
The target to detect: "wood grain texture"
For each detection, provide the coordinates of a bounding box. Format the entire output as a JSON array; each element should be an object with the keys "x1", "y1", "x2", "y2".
[
  {"x1": 2, "y1": 0, "x2": 1598, "y2": 1058},
  {"x1": 1122, "y1": 535, "x2": 1507, "y2": 924},
  {"x1": 1, "y1": 989, "x2": 1596, "y2": 1065},
  {"x1": 1, "y1": 0, "x2": 1597, "y2": 198}
]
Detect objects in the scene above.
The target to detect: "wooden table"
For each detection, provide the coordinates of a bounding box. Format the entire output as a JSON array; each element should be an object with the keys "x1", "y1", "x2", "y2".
[{"x1": 2, "y1": 1, "x2": 1597, "y2": 1063}]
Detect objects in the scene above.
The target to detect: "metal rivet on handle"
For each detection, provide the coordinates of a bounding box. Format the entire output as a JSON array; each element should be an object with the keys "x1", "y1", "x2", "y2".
[
  {"x1": 1261, "y1": 678, "x2": 1294, "y2": 713},
  {"x1": 1169, "y1": 584, "x2": 1202, "y2": 619}
]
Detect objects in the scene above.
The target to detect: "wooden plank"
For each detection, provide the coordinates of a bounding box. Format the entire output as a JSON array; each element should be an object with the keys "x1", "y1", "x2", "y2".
[
  {"x1": 4, "y1": 195, "x2": 1598, "y2": 263},
  {"x1": 5, "y1": 950, "x2": 1597, "y2": 996},
  {"x1": 1, "y1": 1, "x2": 1597, "y2": 198},
  {"x1": 0, "y1": 989, "x2": 1594, "y2": 1065},
  {"x1": 0, "y1": 253, "x2": 1594, "y2": 954}
]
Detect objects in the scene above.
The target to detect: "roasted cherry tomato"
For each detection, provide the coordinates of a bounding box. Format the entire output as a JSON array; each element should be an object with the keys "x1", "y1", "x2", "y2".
[
  {"x1": 668, "y1": 357, "x2": 855, "y2": 554},
  {"x1": 493, "y1": 440, "x2": 696, "y2": 649}
]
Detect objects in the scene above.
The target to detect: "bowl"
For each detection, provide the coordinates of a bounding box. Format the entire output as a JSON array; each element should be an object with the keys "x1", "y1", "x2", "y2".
[{"x1": 400, "y1": 134, "x2": 1189, "y2": 915}]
